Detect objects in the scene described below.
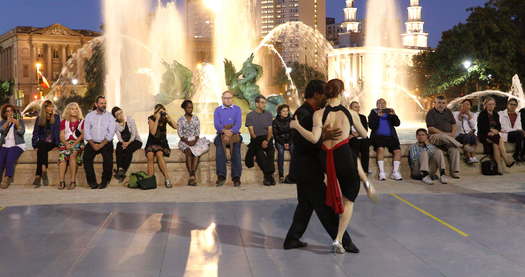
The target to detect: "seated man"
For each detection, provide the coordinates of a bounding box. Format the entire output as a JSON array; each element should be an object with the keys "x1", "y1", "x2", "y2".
[
  {"x1": 426, "y1": 96, "x2": 462, "y2": 179},
  {"x1": 453, "y1": 99, "x2": 479, "y2": 164},
  {"x1": 408, "y1": 129, "x2": 448, "y2": 185},
  {"x1": 499, "y1": 98, "x2": 525, "y2": 161},
  {"x1": 245, "y1": 95, "x2": 276, "y2": 186}
]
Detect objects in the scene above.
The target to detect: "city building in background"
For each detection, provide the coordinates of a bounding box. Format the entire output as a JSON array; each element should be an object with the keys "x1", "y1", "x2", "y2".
[
  {"x1": 402, "y1": 0, "x2": 429, "y2": 48},
  {"x1": 0, "y1": 24, "x2": 99, "y2": 106},
  {"x1": 338, "y1": 0, "x2": 363, "y2": 48}
]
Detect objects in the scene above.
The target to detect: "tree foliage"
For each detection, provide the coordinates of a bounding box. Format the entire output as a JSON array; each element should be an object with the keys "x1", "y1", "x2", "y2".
[
  {"x1": 412, "y1": 0, "x2": 525, "y2": 97},
  {"x1": 0, "y1": 80, "x2": 13, "y2": 105},
  {"x1": 274, "y1": 62, "x2": 326, "y2": 95}
]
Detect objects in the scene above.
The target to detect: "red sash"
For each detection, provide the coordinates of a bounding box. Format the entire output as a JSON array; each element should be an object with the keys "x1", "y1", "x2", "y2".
[{"x1": 322, "y1": 138, "x2": 350, "y2": 214}]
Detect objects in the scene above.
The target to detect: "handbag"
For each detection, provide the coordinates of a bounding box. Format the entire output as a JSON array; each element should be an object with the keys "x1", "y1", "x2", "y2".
[
  {"x1": 128, "y1": 171, "x2": 148, "y2": 189},
  {"x1": 138, "y1": 174, "x2": 157, "y2": 190},
  {"x1": 480, "y1": 156, "x2": 498, "y2": 175}
]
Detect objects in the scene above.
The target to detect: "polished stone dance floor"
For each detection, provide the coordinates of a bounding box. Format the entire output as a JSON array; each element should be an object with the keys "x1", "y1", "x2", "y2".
[{"x1": 1, "y1": 193, "x2": 525, "y2": 277}]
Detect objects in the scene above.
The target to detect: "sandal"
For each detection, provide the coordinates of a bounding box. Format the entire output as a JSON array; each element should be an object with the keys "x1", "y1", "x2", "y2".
[
  {"x1": 58, "y1": 181, "x2": 66, "y2": 190},
  {"x1": 68, "y1": 182, "x2": 76, "y2": 190}
]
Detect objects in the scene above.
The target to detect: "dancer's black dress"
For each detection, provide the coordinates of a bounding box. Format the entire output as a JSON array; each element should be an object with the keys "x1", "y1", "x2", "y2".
[{"x1": 320, "y1": 105, "x2": 360, "y2": 211}]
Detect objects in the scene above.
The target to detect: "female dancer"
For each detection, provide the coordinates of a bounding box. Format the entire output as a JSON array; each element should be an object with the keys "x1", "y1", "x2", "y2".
[{"x1": 291, "y1": 79, "x2": 373, "y2": 253}]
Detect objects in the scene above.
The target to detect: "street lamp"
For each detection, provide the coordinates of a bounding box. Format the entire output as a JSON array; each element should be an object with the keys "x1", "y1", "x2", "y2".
[
  {"x1": 463, "y1": 60, "x2": 472, "y2": 70},
  {"x1": 35, "y1": 63, "x2": 42, "y2": 71}
]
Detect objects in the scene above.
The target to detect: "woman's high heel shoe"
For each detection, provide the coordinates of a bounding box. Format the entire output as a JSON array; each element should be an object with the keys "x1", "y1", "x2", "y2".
[
  {"x1": 331, "y1": 240, "x2": 346, "y2": 254},
  {"x1": 506, "y1": 161, "x2": 516, "y2": 168},
  {"x1": 68, "y1": 182, "x2": 76, "y2": 190},
  {"x1": 363, "y1": 181, "x2": 379, "y2": 203},
  {"x1": 58, "y1": 181, "x2": 66, "y2": 190}
]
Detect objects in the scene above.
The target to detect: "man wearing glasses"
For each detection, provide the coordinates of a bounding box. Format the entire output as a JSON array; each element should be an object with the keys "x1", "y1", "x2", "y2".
[{"x1": 213, "y1": 90, "x2": 243, "y2": 187}]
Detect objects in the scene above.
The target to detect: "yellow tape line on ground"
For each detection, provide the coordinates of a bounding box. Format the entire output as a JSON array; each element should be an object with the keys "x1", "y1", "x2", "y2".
[{"x1": 390, "y1": 193, "x2": 470, "y2": 237}]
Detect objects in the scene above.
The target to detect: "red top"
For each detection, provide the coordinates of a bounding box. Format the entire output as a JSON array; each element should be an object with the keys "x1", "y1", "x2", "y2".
[
  {"x1": 509, "y1": 112, "x2": 518, "y2": 128},
  {"x1": 60, "y1": 119, "x2": 84, "y2": 140}
]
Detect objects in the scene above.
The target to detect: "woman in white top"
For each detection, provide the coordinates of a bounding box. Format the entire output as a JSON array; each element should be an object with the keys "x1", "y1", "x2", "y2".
[
  {"x1": 112, "y1": 106, "x2": 143, "y2": 182},
  {"x1": 58, "y1": 102, "x2": 85, "y2": 190},
  {"x1": 0, "y1": 104, "x2": 26, "y2": 189},
  {"x1": 498, "y1": 98, "x2": 525, "y2": 161}
]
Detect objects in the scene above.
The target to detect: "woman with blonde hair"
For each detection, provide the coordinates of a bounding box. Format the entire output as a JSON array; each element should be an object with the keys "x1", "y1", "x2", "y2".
[
  {"x1": 477, "y1": 96, "x2": 515, "y2": 174},
  {"x1": 57, "y1": 102, "x2": 85, "y2": 189},
  {"x1": 291, "y1": 79, "x2": 375, "y2": 254},
  {"x1": 31, "y1": 100, "x2": 60, "y2": 188}
]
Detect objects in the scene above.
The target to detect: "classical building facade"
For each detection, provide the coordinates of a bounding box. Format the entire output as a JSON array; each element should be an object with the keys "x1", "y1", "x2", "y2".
[{"x1": 0, "y1": 24, "x2": 99, "y2": 106}]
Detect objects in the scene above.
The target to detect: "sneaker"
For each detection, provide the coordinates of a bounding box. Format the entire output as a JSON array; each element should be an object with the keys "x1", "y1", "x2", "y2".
[
  {"x1": 233, "y1": 177, "x2": 241, "y2": 187},
  {"x1": 279, "y1": 176, "x2": 285, "y2": 183},
  {"x1": 470, "y1": 157, "x2": 479, "y2": 163},
  {"x1": 421, "y1": 175, "x2": 433, "y2": 185},
  {"x1": 378, "y1": 172, "x2": 386, "y2": 181},
  {"x1": 390, "y1": 172, "x2": 403, "y2": 181},
  {"x1": 439, "y1": 175, "x2": 448, "y2": 184},
  {"x1": 451, "y1": 172, "x2": 460, "y2": 179},
  {"x1": 331, "y1": 240, "x2": 346, "y2": 254},
  {"x1": 42, "y1": 173, "x2": 49, "y2": 186}
]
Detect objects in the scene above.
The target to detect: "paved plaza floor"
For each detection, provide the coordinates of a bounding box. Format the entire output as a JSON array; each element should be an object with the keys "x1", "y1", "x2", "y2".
[{"x1": 1, "y1": 174, "x2": 525, "y2": 277}]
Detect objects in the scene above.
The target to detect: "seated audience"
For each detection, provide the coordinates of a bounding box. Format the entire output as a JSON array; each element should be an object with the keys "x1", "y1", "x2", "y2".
[
  {"x1": 408, "y1": 129, "x2": 448, "y2": 185},
  {"x1": 112, "y1": 107, "x2": 143, "y2": 182},
  {"x1": 426, "y1": 96, "x2": 462, "y2": 179},
  {"x1": 145, "y1": 104, "x2": 177, "y2": 188},
  {"x1": 498, "y1": 98, "x2": 525, "y2": 161},
  {"x1": 0, "y1": 104, "x2": 26, "y2": 189},
  {"x1": 177, "y1": 100, "x2": 210, "y2": 186},
  {"x1": 349, "y1": 101, "x2": 370, "y2": 174},
  {"x1": 32, "y1": 100, "x2": 61, "y2": 188},
  {"x1": 246, "y1": 95, "x2": 276, "y2": 186},
  {"x1": 477, "y1": 97, "x2": 515, "y2": 175},
  {"x1": 452, "y1": 99, "x2": 479, "y2": 164},
  {"x1": 273, "y1": 104, "x2": 295, "y2": 183},
  {"x1": 368, "y1": 98, "x2": 402, "y2": 181},
  {"x1": 58, "y1": 102, "x2": 85, "y2": 190}
]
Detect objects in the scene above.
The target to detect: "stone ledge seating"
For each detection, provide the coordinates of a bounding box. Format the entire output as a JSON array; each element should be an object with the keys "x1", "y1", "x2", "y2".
[{"x1": 10, "y1": 143, "x2": 523, "y2": 187}]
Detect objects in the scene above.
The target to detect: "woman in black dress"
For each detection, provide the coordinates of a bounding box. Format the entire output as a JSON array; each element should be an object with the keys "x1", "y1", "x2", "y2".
[
  {"x1": 145, "y1": 104, "x2": 177, "y2": 188},
  {"x1": 291, "y1": 79, "x2": 372, "y2": 254},
  {"x1": 477, "y1": 97, "x2": 514, "y2": 174}
]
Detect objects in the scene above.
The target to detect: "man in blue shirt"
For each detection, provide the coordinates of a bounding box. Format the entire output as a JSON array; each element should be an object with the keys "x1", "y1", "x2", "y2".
[
  {"x1": 83, "y1": 96, "x2": 116, "y2": 189},
  {"x1": 213, "y1": 90, "x2": 243, "y2": 187}
]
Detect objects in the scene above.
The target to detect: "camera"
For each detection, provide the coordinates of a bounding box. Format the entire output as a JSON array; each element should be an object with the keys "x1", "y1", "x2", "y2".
[
  {"x1": 382, "y1": 108, "x2": 392, "y2": 114},
  {"x1": 160, "y1": 111, "x2": 167, "y2": 117}
]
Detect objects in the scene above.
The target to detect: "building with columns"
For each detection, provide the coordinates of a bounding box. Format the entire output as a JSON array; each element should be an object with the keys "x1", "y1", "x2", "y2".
[{"x1": 0, "y1": 24, "x2": 100, "y2": 107}]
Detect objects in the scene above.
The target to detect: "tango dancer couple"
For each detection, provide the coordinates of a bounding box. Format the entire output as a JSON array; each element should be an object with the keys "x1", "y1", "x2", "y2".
[{"x1": 283, "y1": 79, "x2": 377, "y2": 254}]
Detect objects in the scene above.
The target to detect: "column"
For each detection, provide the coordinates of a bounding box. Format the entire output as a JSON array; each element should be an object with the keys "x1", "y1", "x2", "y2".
[{"x1": 46, "y1": 44, "x2": 52, "y2": 79}]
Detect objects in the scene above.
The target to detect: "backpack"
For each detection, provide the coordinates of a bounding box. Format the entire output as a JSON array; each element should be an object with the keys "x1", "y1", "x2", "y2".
[{"x1": 480, "y1": 156, "x2": 498, "y2": 176}]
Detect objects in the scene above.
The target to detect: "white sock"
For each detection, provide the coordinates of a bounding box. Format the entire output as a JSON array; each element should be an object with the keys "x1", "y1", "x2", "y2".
[
  {"x1": 377, "y1": 160, "x2": 385, "y2": 174},
  {"x1": 393, "y1": 161, "x2": 401, "y2": 173}
]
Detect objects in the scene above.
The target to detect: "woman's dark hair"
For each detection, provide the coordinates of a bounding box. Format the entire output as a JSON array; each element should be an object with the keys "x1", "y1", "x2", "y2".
[
  {"x1": 350, "y1": 101, "x2": 359, "y2": 108},
  {"x1": 154, "y1": 104, "x2": 166, "y2": 113},
  {"x1": 181, "y1": 100, "x2": 193, "y2": 109},
  {"x1": 461, "y1": 99, "x2": 473, "y2": 105},
  {"x1": 326, "y1": 79, "x2": 344, "y2": 98},
  {"x1": 276, "y1": 104, "x2": 290, "y2": 118},
  {"x1": 0, "y1": 104, "x2": 16, "y2": 120},
  {"x1": 111, "y1": 106, "x2": 122, "y2": 119},
  {"x1": 416, "y1": 128, "x2": 428, "y2": 135},
  {"x1": 508, "y1": 98, "x2": 519, "y2": 105},
  {"x1": 304, "y1": 80, "x2": 326, "y2": 99}
]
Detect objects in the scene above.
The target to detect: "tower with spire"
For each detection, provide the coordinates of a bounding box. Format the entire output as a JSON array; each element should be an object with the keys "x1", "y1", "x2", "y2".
[
  {"x1": 402, "y1": 0, "x2": 428, "y2": 48},
  {"x1": 339, "y1": 0, "x2": 361, "y2": 47}
]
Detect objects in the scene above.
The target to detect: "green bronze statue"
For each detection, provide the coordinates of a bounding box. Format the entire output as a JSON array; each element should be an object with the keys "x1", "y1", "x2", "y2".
[{"x1": 156, "y1": 60, "x2": 194, "y2": 105}]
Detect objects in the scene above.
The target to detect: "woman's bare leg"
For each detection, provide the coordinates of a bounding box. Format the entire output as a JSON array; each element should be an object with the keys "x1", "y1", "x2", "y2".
[
  {"x1": 70, "y1": 152, "x2": 78, "y2": 183},
  {"x1": 156, "y1": 151, "x2": 170, "y2": 180},
  {"x1": 58, "y1": 161, "x2": 67, "y2": 183},
  {"x1": 336, "y1": 197, "x2": 354, "y2": 243},
  {"x1": 147, "y1": 152, "x2": 155, "y2": 176}
]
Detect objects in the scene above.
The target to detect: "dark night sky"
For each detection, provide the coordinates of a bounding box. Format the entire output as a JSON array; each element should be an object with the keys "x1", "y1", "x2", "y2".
[{"x1": 0, "y1": 0, "x2": 487, "y2": 47}]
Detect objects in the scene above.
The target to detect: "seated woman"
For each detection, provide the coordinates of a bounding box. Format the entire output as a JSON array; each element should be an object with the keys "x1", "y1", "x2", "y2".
[
  {"x1": 477, "y1": 97, "x2": 515, "y2": 175},
  {"x1": 31, "y1": 100, "x2": 61, "y2": 188},
  {"x1": 58, "y1": 102, "x2": 85, "y2": 190},
  {"x1": 177, "y1": 100, "x2": 210, "y2": 186},
  {"x1": 272, "y1": 104, "x2": 294, "y2": 183},
  {"x1": 291, "y1": 79, "x2": 374, "y2": 254},
  {"x1": 112, "y1": 107, "x2": 143, "y2": 182},
  {"x1": 0, "y1": 104, "x2": 26, "y2": 189},
  {"x1": 145, "y1": 104, "x2": 177, "y2": 188}
]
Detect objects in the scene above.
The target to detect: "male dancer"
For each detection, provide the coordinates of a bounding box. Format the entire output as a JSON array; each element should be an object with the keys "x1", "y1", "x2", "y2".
[{"x1": 283, "y1": 80, "x2": 359, "y2": 253}]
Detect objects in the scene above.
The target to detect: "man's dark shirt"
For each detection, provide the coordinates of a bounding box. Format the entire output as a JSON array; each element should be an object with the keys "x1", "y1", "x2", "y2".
[{"x1": 292, "y1": 103, "x2": 319, "y2": 155}]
